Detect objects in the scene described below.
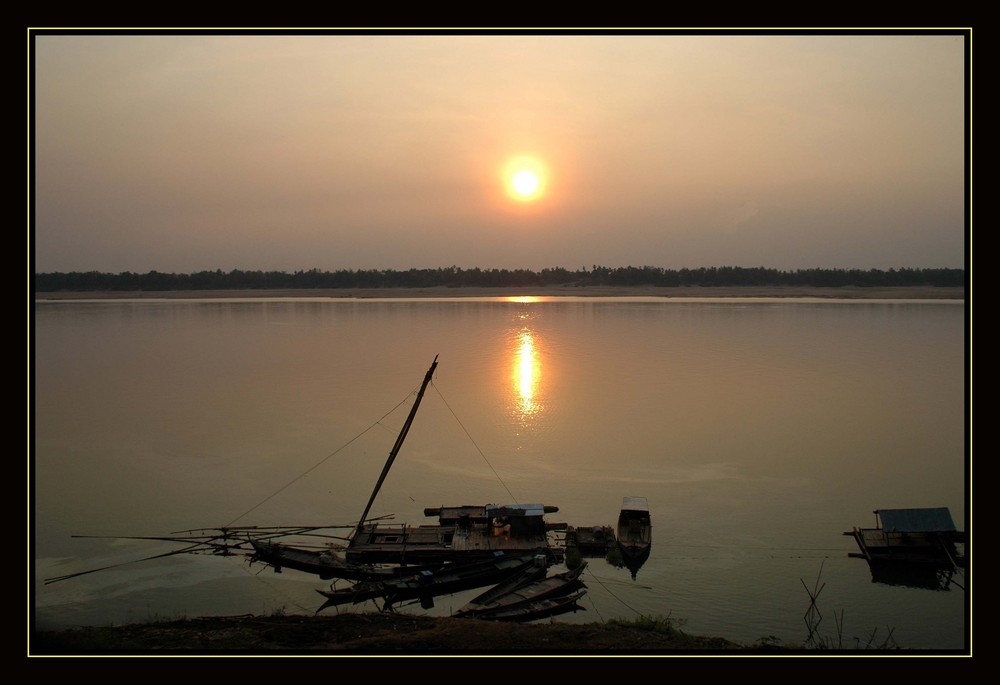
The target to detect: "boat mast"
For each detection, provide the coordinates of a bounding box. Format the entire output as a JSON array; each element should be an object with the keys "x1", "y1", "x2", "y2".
[{"x1": 355, "y1": 355, "x2": 439, "y2": 534}]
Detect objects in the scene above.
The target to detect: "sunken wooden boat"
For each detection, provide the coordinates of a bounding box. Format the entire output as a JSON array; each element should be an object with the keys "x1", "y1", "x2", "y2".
[
  {"x1": 470, "y1": 589, "x2": 588, "y2": 622},
  {"x1": 449, "y1": 555, "x2": 549, "y2": 613},
  {"x1": 455, "y1": 561, "x2": 588, "y2": 619},
  {"x1": 844, "y1": 507, "x2": 965, "y2": 570},
  {"x1": 315, "y1": 552, "x2": 536, "y2": 611}
]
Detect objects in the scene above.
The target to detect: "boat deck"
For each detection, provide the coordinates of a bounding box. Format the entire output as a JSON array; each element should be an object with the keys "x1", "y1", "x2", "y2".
[{"x1": 345, "y1": 522, "x2": 560, "y2": 564}]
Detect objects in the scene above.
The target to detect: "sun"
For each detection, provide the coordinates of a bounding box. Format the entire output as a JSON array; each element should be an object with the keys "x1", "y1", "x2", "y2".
[
  {"x1": 512, "y1": 169, "x2": 540, "y2": 197},
  {"x1": 503, "y1": 156, "x2": 548, "y2": 203}
]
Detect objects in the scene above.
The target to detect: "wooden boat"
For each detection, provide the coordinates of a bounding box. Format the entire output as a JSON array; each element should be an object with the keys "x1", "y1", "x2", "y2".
[
  {"x1": 455, "y1": 561, "x2": 588, "y2": 618},
  {"x1": 617, "y1": 497, "x2": 651, "y2": 556},
  {"x1": 844, "y1": 507, "x2": 965, "y2": 569},
  {"x1": 450, "y1": 555, "x2": 550, "y2": 613},
  {"x1": 315, "y1": 552, "x2": 536, "y2": 611},
  {"x1": 343, "y1": 504, "x2": 565, "y2": 567},
  {"x1": 616, "y1": 496, "x2": 651, "y2": 579},
  {"x1": 249, "y1": 539, "x2": 441, "y2": 582},
  {"x1": 470, "y1": 589, "x2": 588, "y2": 622}
]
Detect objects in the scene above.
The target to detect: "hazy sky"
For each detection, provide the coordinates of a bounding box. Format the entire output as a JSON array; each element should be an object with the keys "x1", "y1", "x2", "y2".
[{"x1": 32, "y1": 33, "x2": 967, "y2": 273}]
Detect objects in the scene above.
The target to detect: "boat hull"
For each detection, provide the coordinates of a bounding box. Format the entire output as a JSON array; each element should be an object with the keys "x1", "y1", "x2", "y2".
[
  {"x1": 455, "y1": 566, "x2": 588, "y2": 619},
  {"x1": 471, "y1": 589, "x2": 588, "y2": 622},
  {"x1": 250, "y1": 540, "x2": 443, "y2": 581},
  {"x1": 316, "y1": 554, "x2": 537, "y2": 611}
]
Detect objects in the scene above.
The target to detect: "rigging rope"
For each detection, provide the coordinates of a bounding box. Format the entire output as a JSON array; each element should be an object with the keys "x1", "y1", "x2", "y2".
[
  {"x1": 44, "y1": 543, "x2": 207, "y2": 584},
  {"x1": 239, "y1": 554, "x2": 315, "y2": 615},
  {"x1": 585, "y1": 570, "x2": 643, "y2": 618},
  {"x1": 225, "y1": 390, "x2": 418, "y2": 527},
  {"x1": 430, "y1": 380, "x2": 519, "y2": 505}
]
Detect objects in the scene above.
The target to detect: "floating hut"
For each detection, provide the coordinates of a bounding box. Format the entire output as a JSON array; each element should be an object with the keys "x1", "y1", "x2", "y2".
[{"x1": 844, "y1": 507, "x2": 965, "y2": 569}]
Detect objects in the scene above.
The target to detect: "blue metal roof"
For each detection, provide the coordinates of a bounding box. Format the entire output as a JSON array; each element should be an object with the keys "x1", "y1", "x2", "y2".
[
  {"x1": 486, "y1": 504, "x2": 545, "y2": 517},
  {"x1": 877, "y1": 507, "x2": 957, "y2": 532}
]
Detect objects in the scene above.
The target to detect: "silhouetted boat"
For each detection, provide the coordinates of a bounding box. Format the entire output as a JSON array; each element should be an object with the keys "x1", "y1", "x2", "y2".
[
  {"x1": 471, "y1": 589, "x2": 588, "y2": 622},
  {"x1": 450, "y1": 555, "x2": 550, "y2": 613},
  {"x1": 315, "y1": 552, "x2": 536, "y2": 611},
  {"x1": 455, "y1": 561, "x2": 588, "y2": 619},
  {"x1": 249, "y1": 539, "x2": 440, "y2": 581},
  {"x1": 616, "y1": 496, "x2": 651, "y2": 578}
]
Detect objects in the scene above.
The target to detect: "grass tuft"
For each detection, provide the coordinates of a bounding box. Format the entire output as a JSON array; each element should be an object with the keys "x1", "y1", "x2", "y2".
[{"x1": 607, "y1": 614, "x2": 686, "y2": 636}]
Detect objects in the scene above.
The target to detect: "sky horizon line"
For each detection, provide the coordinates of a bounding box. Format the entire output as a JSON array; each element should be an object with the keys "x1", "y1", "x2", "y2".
[{"x1": 34, "y1": 263, "x2": 966, "y2": 275}]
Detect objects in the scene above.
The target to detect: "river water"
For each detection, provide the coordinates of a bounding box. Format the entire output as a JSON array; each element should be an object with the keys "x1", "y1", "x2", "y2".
[{"x1": 31, "y1": 296, "x2": 968, "y2": 651}]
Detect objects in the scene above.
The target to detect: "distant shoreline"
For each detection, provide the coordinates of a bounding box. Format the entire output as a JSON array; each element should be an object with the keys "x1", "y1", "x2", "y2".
[{"x1": 34, "y1": 285, "x2": 965, "y2": 301}]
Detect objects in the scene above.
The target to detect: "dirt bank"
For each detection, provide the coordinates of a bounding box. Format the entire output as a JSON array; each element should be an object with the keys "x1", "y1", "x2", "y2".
[{"x1": 33, "y1": 612, "x2": 757, "y2": 656}]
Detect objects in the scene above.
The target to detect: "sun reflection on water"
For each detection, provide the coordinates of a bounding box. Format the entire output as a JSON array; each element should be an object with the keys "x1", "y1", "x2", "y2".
[{"x1": 512, "y1": 326, "x2": 542, "y2": 421}]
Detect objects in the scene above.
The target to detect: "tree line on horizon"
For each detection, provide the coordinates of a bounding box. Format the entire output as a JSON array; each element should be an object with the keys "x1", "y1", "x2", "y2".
[{"x1": 34, "y1": 265, "x2": 965, "y2": 292}]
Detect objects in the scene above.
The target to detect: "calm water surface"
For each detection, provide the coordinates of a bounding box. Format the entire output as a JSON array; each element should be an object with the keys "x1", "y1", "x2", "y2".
[{"x1": 32, "y1": 297, "x2": 968, "y2": 650}]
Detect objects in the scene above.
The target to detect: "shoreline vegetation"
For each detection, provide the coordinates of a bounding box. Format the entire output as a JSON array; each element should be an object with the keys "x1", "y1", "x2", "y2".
[
  {"x1": 33, "y1": 266, "x2": 966, "y2": 300},
  {"x1": 34, "y1": 285, "x2": 964, "y2": 300}
]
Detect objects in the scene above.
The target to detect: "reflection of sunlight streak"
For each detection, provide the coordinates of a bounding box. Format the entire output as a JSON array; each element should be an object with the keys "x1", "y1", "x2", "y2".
[
  {"x1": 518, "y1": 333, "x2": 535, "y2": 401},
  {"x1": 514, "y1": 328, "x2": 541, "y2": 418}
]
